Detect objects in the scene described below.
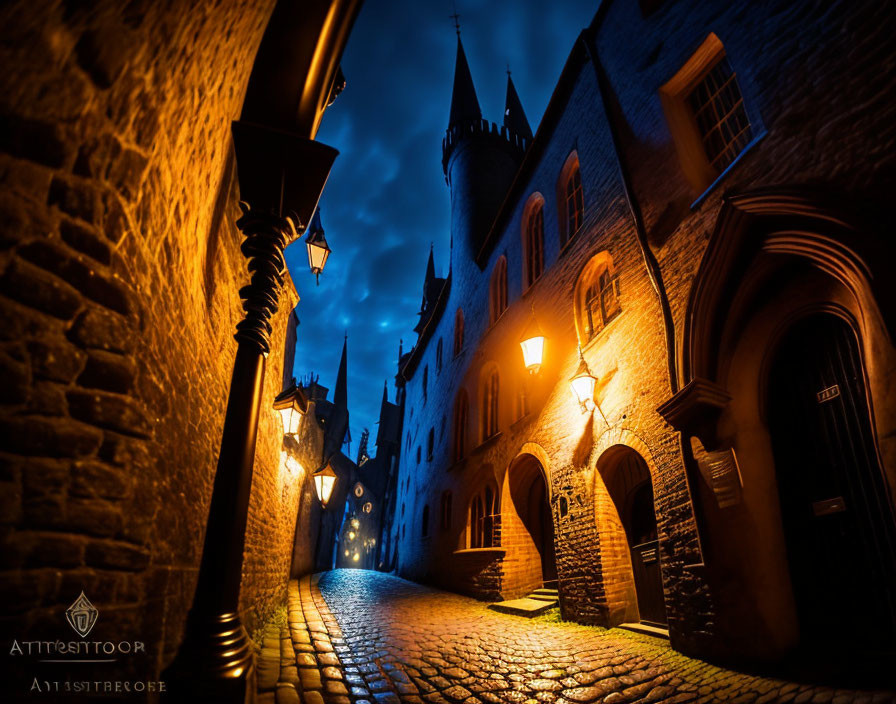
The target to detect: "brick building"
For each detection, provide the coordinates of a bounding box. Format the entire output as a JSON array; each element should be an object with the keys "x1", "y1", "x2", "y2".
[{"x1": 388, "y1": 0, "x2": 896, "y2": 664}]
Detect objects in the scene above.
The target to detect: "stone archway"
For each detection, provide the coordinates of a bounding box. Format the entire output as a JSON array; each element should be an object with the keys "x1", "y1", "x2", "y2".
[
  {"x1": 502, "y1": 453, "x2": 557, "y2": 597},
  {"x1": 595, "y1": 445, "x2": 667, "y2": 627}
]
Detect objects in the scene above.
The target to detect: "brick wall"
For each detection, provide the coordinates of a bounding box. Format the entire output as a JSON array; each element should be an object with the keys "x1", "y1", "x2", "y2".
[
  {"x1": 392, "y1": 0, "x2": 895, "y2": 662},
  {"x1": 0, "y1": 0, "x2": 319, "y2": 685}
]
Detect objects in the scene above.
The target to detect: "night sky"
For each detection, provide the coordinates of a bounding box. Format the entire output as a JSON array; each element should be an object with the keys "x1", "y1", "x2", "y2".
[{"x1": 283, "y1": 0, "x2": 597, "y2": 456}]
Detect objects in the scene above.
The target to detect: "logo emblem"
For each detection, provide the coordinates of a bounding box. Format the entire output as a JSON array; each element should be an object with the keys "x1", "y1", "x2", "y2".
[{"x1": 65, "y1": 591, "x2": 98, "y2": 638}]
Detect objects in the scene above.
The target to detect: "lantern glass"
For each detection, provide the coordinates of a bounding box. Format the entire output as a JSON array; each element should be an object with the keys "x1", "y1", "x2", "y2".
[
  {"x1": 306, "y1": 231, "x2": 331, "y2": 275},
  {"x1": 570, "y1": 372, "x2": 596, "y2": 408},
  {"x1": 278, "y1": 404, "x2": 302, "y2": 436},
  {"x1": 519, "y1": 335, "x2": 545, "y2": 373},
  {"x1": 313, "y1": 465, "x2": 337, "y2": 506}
]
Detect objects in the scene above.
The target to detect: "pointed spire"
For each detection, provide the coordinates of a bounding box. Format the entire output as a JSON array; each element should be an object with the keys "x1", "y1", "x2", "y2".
[
  {"x1": 448, "y1": 36, "x2": 481, "y2": 128},
  {"x1": 504, "y1": 71, "x2": 532, "y2": 140},
  {"x1": 382, "y1": 380, "x2": 389, "y2": 406},
  {"x1": 425, "y1": 244, "x2": 435, "y2": 284},
  {"x1": 334, "y1": 334, "x2": 348, "y2": 409}
]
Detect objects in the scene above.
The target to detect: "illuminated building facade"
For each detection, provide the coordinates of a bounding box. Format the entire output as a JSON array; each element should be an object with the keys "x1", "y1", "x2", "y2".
[{"x1": 388, "y1": 0, "x2": 896, "y2": 663}]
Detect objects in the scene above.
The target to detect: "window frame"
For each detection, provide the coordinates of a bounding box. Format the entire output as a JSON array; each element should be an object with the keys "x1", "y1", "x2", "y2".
[
  {"x1": 522, "y1": 194, "x2": 545, "y2": 290},
  {"x1": 489, "y1": 255, "x2": 508, "y2": 325},
  {"x1": 659, "y1": 32, "x2": 754, "y2": 195},
  {"x1": 453, "y1": 308, "x2": 465, "y2": 357},
  {"x1": 557, "y1": 152, "x2": 584, "y2": 247}
]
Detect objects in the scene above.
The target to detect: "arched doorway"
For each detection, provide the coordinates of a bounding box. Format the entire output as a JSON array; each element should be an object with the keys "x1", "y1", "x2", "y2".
[
  {"x1": 508, "y1": 455, "x2": 557, "y2": 586},
  {"x1": 598, "y1": 446, "x2": 667, "y2": 627},
  {"x1": 767, "y1": 313, "x2": 896, "y2": 648}
]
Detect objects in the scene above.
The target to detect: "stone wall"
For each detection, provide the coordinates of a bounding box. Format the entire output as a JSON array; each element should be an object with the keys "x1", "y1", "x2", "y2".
[{"x1": 0, "y1": 0, "x2": 317, "y2": 687}]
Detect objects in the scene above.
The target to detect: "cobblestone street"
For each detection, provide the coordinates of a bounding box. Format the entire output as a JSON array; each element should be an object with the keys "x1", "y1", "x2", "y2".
[{"x1": 258, "y1": 570, "x2": 895, "y2": 704}]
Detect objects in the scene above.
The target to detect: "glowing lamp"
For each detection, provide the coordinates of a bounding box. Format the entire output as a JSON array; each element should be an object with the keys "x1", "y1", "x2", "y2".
[
  {"x1": 273, "y1": 383, "x2": 307, "y2": 437},
  {"x1": 570, "y1": 351, "x2": 597, "y2": 412},
  {"x1": 305, "y1": 224, "x2": 331, "y2": 286},
  {"x1": 348, "y1": 531, "x2": 356, "y2": 541},
  {"x1": 352, "y1": 552, "x2": 360, "y2": 562},
  {"x1": 519, "y1": 314, "x2": 546, "y2": 374},
  {"x1": 350, "y1": 518, "x2": 360, "y2": 529},
  {"x1": 312, "y1": 464, "x2": 337, "y2": 507}
]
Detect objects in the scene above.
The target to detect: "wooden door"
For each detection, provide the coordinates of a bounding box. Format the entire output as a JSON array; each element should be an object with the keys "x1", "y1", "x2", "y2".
[
  {"x1": 626, "y1": 481, "x2": 667, "y2": 626},
  {"x1": 768, "y1": 314, "x2": 896, "y2": 647}
]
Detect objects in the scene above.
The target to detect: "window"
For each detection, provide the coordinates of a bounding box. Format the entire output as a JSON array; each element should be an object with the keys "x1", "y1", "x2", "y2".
[
  {"x1": 441, "y1": 491, "x2": 452, "y2": 530},
  {"x1": 436, "y1": 338, "x2": 443, "y2": 372},
  {"x1": 559, "y1": 495, "x2": 569, "y2": 518},
  {"x1": 421, "y1": 504, "x2": 430, "y2": 538},
  {"x1": 489, "y1": 256, "x2": 508, "y2": 324},
  {"x1": 469, "y1": 485, "x2": 498, "y2": 548},
  {"x1": 453, "y1": 309, "x2": 464, "y2": 356},
  {"x1": 481, "y1": 367, "x2": 499, "y2": 440},
  {"x1": 575, "y1": 251, "x2": 621, "y2": 342},
  {"x1": 558, "y1": 152, "x2": 583, "y2": 246},
  {"x1": 660, "y1": 33, "x2": 754, "y2": 193},
  {"x1": 423, "y1": 365, "x2": 428, "y2": 402},
  {"x1": 426, "y1": 427, "x2": 434, "y2": 461},
  {"x1": 523, "y1": 195, "x2": 545, "y2": 289},
  {"x1": 453, "y1": 389, "x2": 468, "y2": 462}
]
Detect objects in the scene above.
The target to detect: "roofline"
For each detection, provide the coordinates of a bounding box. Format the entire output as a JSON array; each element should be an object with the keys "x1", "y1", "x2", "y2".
[
  {"x1": 473, "y1": 1, "x2": 611, "y2": 267},
  {"x1": 399, "y1": 272, "x2": 452, "y2": 381}
]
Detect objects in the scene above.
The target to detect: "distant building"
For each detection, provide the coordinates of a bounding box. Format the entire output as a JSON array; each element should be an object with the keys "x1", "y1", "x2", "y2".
[{"x1": 387, "y1": 0, "x2": 896, "y2": 665}]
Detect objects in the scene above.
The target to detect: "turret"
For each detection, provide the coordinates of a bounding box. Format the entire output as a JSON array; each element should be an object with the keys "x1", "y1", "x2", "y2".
[{"x1": 442, "y1": 38, "x2": 531, "y2": 267}]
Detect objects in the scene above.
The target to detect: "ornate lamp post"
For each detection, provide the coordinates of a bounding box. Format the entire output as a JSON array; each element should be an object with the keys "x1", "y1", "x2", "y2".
[{"x1": 163, "y1": 1, "x2": 362, "y2": 701}]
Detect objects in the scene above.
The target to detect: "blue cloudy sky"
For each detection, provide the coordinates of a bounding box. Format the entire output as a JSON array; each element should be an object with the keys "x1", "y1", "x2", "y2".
[{"x1": 283, "y1": 0, "x2": 597, "y2": 456}]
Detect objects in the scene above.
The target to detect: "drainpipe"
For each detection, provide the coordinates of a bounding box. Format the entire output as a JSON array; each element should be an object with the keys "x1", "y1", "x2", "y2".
[{"x1": 579, "y1": 28, "x2": 679, "y2": 395}]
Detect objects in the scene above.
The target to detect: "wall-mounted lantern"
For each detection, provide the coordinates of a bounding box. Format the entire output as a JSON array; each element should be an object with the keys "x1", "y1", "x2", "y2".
[
  {"x1": 312, "y1": 463, "x2": 337, "y2": 507},
  {"x1": 519, "y1": 311, "x2": 546, "y2": 374},
  {"x1": 305, "y1": 209, "x2": 331, "y2": 286},
  {"x1": 570, "y1": 348, "x2": 597, "y2": 412},
  {"x1": 273, "y1": 383, "x2": 308, "y2": 437}
]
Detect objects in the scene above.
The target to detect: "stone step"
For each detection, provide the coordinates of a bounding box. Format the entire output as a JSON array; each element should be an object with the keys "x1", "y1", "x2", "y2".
[
  {"x1": 617, "y1": 622, "x2": 670, "y2": 640},
  {"x1": 488, "y1": 598, "x2": 555, "y2": 617}
]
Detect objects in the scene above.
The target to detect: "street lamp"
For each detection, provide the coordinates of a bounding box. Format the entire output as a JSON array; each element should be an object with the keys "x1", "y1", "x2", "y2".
[
  {"x1": 305, "y1": 209, "x2": 331, "y2": 286},
  {"x1": 312, "y1": 463, "x2": 338, "y2": 507},
  {"x1": 570, "y1": 348, "x2": 597, "y2": 412},
  {"x1": 519, "y1": 311, "x2": 546, "y2": 374},
  {"x1": 273, "y1": 382, "x2": 307, "y2": 437}
]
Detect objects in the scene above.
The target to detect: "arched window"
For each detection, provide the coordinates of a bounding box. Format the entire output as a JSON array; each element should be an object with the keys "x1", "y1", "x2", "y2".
[
  {"x1": 469, "y1": 485, "x2": 498, "y2": 548},
  {"x1": 426, "y1": 427, "x2": 434, "y2": 460},
  {"x1": 575, "y1": 251, "x2": 621, "y2": 342},
  {"x1": 441, "y1": 491, "x2": 452, "y2": 530},
  {"x1": 421, "y1": 504, "x2": 430, "y2": 537},
  {"x1": 558, "y1": 152, "x2": 584, "y2": 246},
  {"x1": 453, "y1": 389, "x2": 468, "y2": 462},
  {"x1": 453, "y1": 309, "x2": 464, "y2": 357},
  {"x1": 481, "y1": 367, "x2": 499, "y2": 440},
  {"x1": 436, "y1": 338, "x2": 443, "y2": 372},
  {"x1": 489, "y1": 256, "x2": 508, "y2": 325},
  {"x1": 522, "y1": 194, "x2": 545, "y2": 289}
]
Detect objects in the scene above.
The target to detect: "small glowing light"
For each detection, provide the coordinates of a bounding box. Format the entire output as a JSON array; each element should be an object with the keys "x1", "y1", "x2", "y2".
[
  {"x1": 352, "y1": 552, "x2": 360, "y2": 562},
  {"x1": 519, "y1": 312, "x2": 546, "y2": 374},
  {"x1": 313, "y1": 464, "x2": 337, "y2": 506},
  {"x1": 348, "y1": 531, "x2": 356, "y2": 540},
  {"x1": 344, "y1": 549, "x2": 349, "y2": 556},
  {"x1": 350, "y1": 518, "x2": 360, "y2": 529},
  {"x1": 570, "y1": 350, "x2": 597, "y2": 412},
  {"x1": 273, "y1": 384, "x2": 307, "y2": 437},
  {"x1": 305, "y1": 212, "x2": 332, "y2": 285},
  {"x1": 362, "y1": 502, "x2": 372, "y2": 514},
  {"x1": 371, "y1": 538, "x2": 376, "y2": 546}
]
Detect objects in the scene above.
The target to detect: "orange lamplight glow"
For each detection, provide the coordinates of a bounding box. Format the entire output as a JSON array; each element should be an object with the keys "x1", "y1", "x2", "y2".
[{"x1": 519, "y1": 311, "x2": 546, "y2": 374}]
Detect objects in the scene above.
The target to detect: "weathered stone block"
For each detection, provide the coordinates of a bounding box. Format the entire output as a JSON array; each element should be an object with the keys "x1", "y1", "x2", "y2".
[
  {"x1": 0, "y1": 259, "x2": 82, "y2": 319},
  {"x1": 68, "y1": 306, "x2": 133, "y2": 352},
  {"x1": 27, "y1": 338, "x2": 86, "y2": 383},
  {"x1": 70, "y1": 459, "x2": 132, "y2": 499},
  {"x1": 48, "y1": 176, "x2": 101, "y2": 224},
  {"x1": 77, "y1": 349, "x2": 137, "y2": 394},
  {"x1": 0, "y1": 114, "x2": 72, "y2": 169},
  {"x1": 0, "y1": 416, "x2": 103, "y2": 458},
  {"x1": 60, "y1": 219, "x2": 112, "y2": 265},
  {"x1": 74, "y1": 26, "x2": 133, "y2": 89},
  {"x1": 84, "y1": 539, "x2": 150, "y2": 571},
  {"x1": 67, "y1": 389, "x2": 151, "y2": 438}
]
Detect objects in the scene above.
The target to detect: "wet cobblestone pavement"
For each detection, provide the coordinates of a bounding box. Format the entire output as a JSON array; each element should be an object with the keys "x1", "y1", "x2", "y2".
[{"x1": 260, "y1": 570, "x2": 895, "y2": 704}]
